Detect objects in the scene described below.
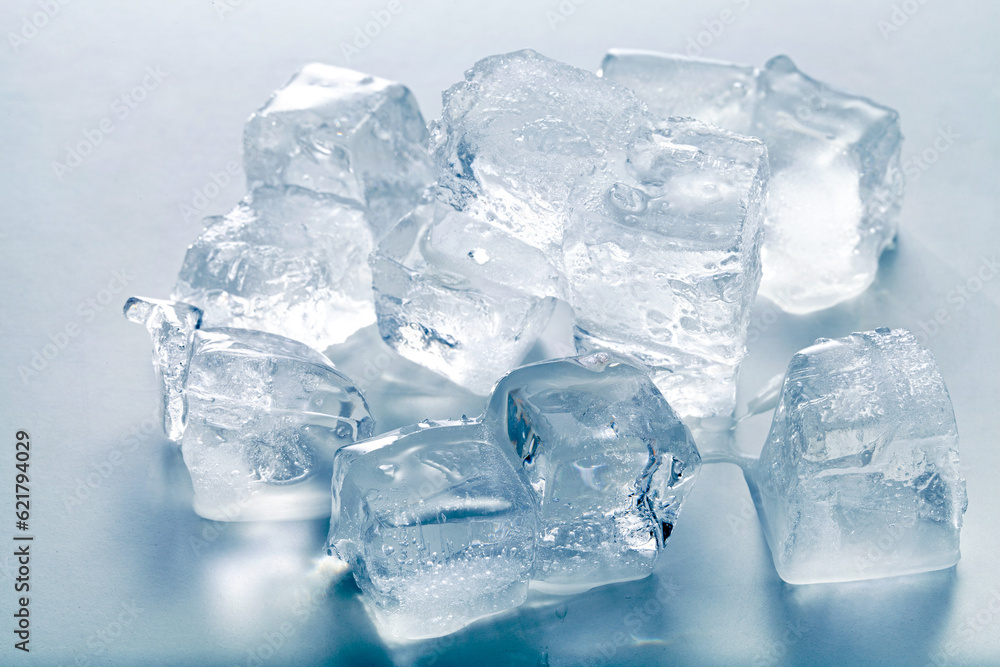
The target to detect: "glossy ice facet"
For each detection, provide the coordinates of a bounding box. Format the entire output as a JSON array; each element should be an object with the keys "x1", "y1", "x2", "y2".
[
  {"x1": 751, "y1": 328, "x2": 967, "y2": 584},
  {"x1": 125, "y1": 297, "x2": 374, "y2": 521},
  {"x1": 173, "y1": 186, "x2": 375, "y2": 349},
  {"x1": 243, "y1": 63, "x2": 433, "y2": 236},
  {"x1": 485, "y1": 353, "x2": 701, "y2": 592},
  {"x1": 327, "y1": 420, "x2": 538, "y2": 639},
  {"x1": 601, "y1": 50, "x2": 904, "y2": 314}
]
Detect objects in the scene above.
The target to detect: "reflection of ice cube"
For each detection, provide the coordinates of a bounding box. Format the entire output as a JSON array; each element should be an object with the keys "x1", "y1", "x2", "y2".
[
  {"x1": 328, "y1": 419, "x2": 538, "y2": 639},
  {"x1": 601, "y1": 50, "x2": 903, "y2": 314},
  {"x1": 125, "y1": 297, "x2": 374, "y2": 521},
  {"x1": 485, "y1": 353, "x2": 701, "y2": 593},
  {"x1": 243, "y1": 63, "x2": 433, "y2": 236},
  {"x1": 173, "y1": 186, "x2": 375, "y2": 349},
  {"x1": 750, "y1": 328, "x2": 967, "y2": 584}
]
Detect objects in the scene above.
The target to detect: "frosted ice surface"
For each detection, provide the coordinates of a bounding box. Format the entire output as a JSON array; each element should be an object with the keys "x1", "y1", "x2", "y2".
[
  {"x1": 601, "y1": 50, "x2": 904, "y2": 314},
  {"x1": 750, "y1": 328, "x2": 967, "y2": 584},
  {"x1": 243, "y1": 63, "x2": 433, "y2": 237},
  {"x1": 485, "y1": 353, "x2": 701, "y2": 592},
  {"x1": 394, "y1": 50, "x2": 767, "y2": 416},
  {"x1": 327, "y1": 419, "x2": 538, "y2": 639},
  {"x1": 125, "y1": 297, "x2": 374, "y2": 521},
  {"x1": 371, "y1": 196, "x2": 559, "y2": 395},
  {"x1": 173, "y1": 186, "x2": 375, "y2": 349}
]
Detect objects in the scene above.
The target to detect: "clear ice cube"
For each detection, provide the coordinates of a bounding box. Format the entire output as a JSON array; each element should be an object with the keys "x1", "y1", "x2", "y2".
[
  {"x1": 243, "y1": 63, "x2": 433, "y2": 237},
  {"x1": 599, "y1": 49, "x2": 758, "y2": 134},
  {"x1": 484, "y1": 353, "x2": 701, "y2": 592},
  {"x1": 407, "y1": 50, "x2": 767, "y2": 416},
  {"x1": 371, "y1": 196, "x2": 559, "y2": 395},
  {"x1": 173, "y1": 186, "x2": 375, "y2": 349},
  {"x1": 327, "y1": 419, "x2": 538, "y2": 639},
  {"x1": 600, "y1": 50, "x2": 904, "y2": 314},
  {"x1": 125, "y1": 297, "x2": 374, "y2": 521},
  {"x1": 750, "y1": 328, "x2": 967, "y2": 584}
]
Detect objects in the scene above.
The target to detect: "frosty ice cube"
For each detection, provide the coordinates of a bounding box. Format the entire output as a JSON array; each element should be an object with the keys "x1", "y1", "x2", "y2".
[
  {"x1": 752, "y1": 56, "x2": 903, "y2": 313},
  {"x1": 750, "y1": 328, "x2": 967, "y2": 584},
  {"x1": 125, "y1": 297, "x2": 374, "y2": 521},
  {"x1": 484, "y1": 353, "x2": 701, "y2": 592},
  {"x1": 327, "y1": 419, "x2": 538, "y2": 639},
  {"x1": 600, "y1": 50, "x2": 904, "y2": 314},
  {"x1": 173, "y1": 186, "x2": 375, "y2": 349},
  {"x1": 422, "y1": 50, "x2": 768, "y2": 416},
  {"x1": 243, "y1": 63, "x2": 433, "y2": 236},
  {"x1": 370, "y1": 196, "x2": 559, "y2": 395}
]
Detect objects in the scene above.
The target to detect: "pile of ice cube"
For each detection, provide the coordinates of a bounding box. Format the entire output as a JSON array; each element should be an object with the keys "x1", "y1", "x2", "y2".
[{"x1": 124, "y1": 48, "x2": 967, "y2": 640}]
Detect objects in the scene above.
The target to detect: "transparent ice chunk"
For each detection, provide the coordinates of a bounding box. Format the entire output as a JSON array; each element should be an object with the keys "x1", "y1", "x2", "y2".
[
  {"x1": 600, "y1": 50, "x2": 904, "y2": 314},
  {"x1": 173, "y1": 186, "x2": 375, "y2": 349},
  {"x1": 752, "y1": 56, "x2": 903, "y2": 313},
  {"x1": 243, "y1": 63, "x2": 433, "y2": 237},
  {"x1": 371, "y1": 196, "x2": 559, "y2": 395},
  {"x1": 599, "y1": 49, "x2": 758, "y2": 134},
  {"x1": 484, "y1": 353, "x2": 701, "y2": 592},
  {"x1": 125, "y1": 296, "x2": 374, "y2": 521},
  {"x1": 419, "y1": 50, "x2": 767, "y2": 416},
  {"x1": 327, "y1": 419, "x2": 538, "y2": 639},
  {"x1": 749, "y1": 328, "x2": 967, "y2": 584}
]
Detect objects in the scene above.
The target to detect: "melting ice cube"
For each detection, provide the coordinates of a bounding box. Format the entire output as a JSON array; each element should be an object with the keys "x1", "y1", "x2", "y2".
[
  {"x1": 750, "y1": 328, "x2": 967, "y2": 584},
  {"x1": 601, "y1": 50, "x2": 903, "y2": 314},
  {"x1": 327, "y1": 419, "x2": 538, "y2": 639},
  {"x1": 485, "y1": 353, "x2": 701, "y2": 592},
  {"x1": 125, "y1": 296, "x2": 374, "y2": 521}
]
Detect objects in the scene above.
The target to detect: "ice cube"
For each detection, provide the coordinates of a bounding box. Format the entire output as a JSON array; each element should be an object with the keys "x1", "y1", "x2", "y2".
[
  {"x1": 599, "y1": 49, "x2": 758, "y2": 134},
  {"x1": 752, "y1": 56, "x2": 903, "y2": 313},
  {"x1": 601, "y1": 50, "x2": 904, "y2": 314},
  {"x1": 125, "y1": 297, "x2": 374, "y2": 521},
  {"x1": 173, "y1": 186, "x2": 375, "y2": 349},
  {"x1": 244, "y1": 63, "x2": 433, "y2": 237},
  {"x1": 327, "y1": 419, "x2": 538, "y2": 639},
  {"x1": 370, "y1": 196, "x2": 558, "y2": 395},
  {"x1": 484, "y1": 353, "x2": 701, "y2": 592},
  {"x1": 422, "y1": 50, "x2": 768, "y2": 416},
  {"x1": 750, "y1": 328, "x2": 967, "y2": 584}
]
